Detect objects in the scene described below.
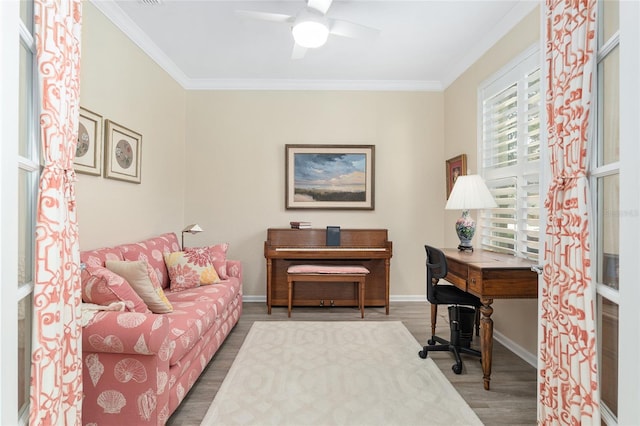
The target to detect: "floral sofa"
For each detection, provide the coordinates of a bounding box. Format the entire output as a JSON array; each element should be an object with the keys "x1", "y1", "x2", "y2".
[{"x1": 79, "y1": 232, "x2": 242, "y2": 425}]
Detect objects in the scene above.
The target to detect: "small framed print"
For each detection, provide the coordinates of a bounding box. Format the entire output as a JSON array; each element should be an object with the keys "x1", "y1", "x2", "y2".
[
  {"x1": 446, "y1": 154, "x2": 467, "y2": 199},
  {"x1": 74, "y1": 107, "x2": 103, "y2": 176},
  {"x1": 104, "y1": 120, "x2": 142, "y2": 184}
]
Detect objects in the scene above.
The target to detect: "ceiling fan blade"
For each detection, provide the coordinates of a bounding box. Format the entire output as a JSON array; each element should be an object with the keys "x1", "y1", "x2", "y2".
[
  {"x1": 307, "y1": 0, "x2": 333, "y2": 15},
  {"x1": 330, "y1": 19, "x2": 380, "y2": 40},
  {"x1": 291, "y1": 43, "x2": 308, "y2": 60},
  {"x1": 235, "y1": 10, "x2": 295, "y2": 23}
]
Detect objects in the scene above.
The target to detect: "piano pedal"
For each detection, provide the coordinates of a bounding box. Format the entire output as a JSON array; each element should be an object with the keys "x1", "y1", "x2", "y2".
[
  {"x1": 319, "y1": 299, "x2": 324, "y2": 307},
  {"x1": 330, "y1": 300, "x2": 335, "y2": 307}
]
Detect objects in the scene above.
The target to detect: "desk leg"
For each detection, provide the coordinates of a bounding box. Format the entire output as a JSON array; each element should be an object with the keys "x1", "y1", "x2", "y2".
[
  {"x1": 480, "y1": 298, "x2": 494, "y2": 390},
  {"x1": 359, "y1": 278, "x2": 365, "y2": 319},
  {"x1": 266, "y1": 259, "x2": 272, "y2": 314},
  {"x1": 384, "y1": 258, "x2": 390, "y2": 315}
]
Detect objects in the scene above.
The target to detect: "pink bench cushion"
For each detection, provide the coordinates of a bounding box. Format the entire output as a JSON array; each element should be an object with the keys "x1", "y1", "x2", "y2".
[{"x1": 287, "y1": 265, "x2": 369, "y2": 274}]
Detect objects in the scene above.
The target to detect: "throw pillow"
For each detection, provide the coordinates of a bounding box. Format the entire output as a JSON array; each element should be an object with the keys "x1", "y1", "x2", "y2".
[
  {"x1": 203, "y1": 243, "x2": 229, "y2": 279},
  {"x1": 80, "y1": 265, "x2": 150, "y2": 313},
  {"x1": 105, "y1": 260, "x2": 173, "y2": 314},
  {"x1": 164, "y1": 250, "x2": 221, "y2": 291}
]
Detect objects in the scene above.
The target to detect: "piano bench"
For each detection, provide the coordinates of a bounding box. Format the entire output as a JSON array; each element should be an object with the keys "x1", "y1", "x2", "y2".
[{"x1": 286, "y1": 265, "x2": 370, "y2": 318}]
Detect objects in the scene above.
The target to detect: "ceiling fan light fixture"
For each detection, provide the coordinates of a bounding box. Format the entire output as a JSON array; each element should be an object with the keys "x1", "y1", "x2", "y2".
[{"x1": 292, "y1": 20, "x2": 329, "y2": 48}]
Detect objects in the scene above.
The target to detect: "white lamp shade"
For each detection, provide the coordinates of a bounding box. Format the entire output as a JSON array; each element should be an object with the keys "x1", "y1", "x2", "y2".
[
  {"x1": 445, "y1": 175, "x2": 497, "y2": 210},
  {"x1": 292, "y1": 20, "x2": 329, "y2": 48}
]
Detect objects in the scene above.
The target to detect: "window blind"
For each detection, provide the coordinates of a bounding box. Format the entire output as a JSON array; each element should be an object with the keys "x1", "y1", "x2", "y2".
[{"x1": 478, "y1": 48, "x2": 540, "y2": 261}]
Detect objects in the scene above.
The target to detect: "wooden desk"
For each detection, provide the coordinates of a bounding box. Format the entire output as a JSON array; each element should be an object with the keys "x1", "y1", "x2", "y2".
[
  {"x1": 442, "y1": 248, "x2": 538, "y2": 390},
  {"x1": 264, "y1": 229, "x2": 392, "y2": 314}
]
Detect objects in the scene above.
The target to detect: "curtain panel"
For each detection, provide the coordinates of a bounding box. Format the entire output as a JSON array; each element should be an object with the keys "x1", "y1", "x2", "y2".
[
  {"x1": 538, "y1": 0, "x2": 600, "y2": 424},
  {"x1": 30, "y1": 0, "x2": 83, "y2": 424}
]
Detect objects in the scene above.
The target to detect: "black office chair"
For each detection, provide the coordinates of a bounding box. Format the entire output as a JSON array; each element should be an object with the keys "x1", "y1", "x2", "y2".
[{"x1": 418, "y1": 245, "x2": 482, "y2": 374}]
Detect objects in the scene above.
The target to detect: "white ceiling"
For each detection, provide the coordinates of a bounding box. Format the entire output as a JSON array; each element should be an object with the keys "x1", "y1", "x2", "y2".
[{"x1": 94, "y1": 0, "x2": 539, "y2": 90}]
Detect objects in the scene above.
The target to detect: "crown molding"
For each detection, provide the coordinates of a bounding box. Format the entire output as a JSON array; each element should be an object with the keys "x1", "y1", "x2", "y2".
[
  {"x1": 89, "y1": 0, "x2": 191, "y2": 88},
  {"x1": 90, "y1": 0, "x2": 442, "y2": 92},
  {"x1": 183, "y1": 78, "x2": 443, "y2": 91},
  {"x1": 91, "y1": 0, "x2": 537, "y2": 92},
  {"x1": 441, "y1": 0, "x2": 540, "y2": 89}
]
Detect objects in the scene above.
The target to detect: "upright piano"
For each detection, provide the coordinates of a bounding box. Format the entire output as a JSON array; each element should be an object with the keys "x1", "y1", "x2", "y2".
[{"x1": 264, "y1": 228, "x2": 393, "y2": 314}]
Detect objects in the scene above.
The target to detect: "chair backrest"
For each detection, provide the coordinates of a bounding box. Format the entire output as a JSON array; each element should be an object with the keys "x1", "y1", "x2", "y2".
[{"x1": 424, "y1": 245, "x2": 448, "y2": 303}]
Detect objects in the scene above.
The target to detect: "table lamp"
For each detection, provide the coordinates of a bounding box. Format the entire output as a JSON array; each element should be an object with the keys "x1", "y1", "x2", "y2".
[
  {"x1": 181, "y1": 224, "x2": 203, "y2": 249},
  {"x1": 445, "y1": 175, "x2": 497, "y2": 251}
]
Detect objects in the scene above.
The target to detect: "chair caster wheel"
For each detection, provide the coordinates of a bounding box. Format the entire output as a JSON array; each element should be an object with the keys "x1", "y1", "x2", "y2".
[
  {"x1": 418, "y1": 349, "x2": 428, "y2": 359},
  {"x1": 452, "y1": 363, "x2": 462, "y2": 374}
]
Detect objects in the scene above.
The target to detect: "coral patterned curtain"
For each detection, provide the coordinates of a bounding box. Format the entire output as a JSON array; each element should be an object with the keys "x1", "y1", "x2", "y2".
[
  {"x1": 30, "y1": 0, "x2": 83, "y2": 424},
  {"x1": 538, "y1": 0, "x2": 600, "y2": 424}
]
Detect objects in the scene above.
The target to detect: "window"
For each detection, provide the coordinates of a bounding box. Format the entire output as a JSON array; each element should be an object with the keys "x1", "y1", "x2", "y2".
[
  {"x1": 17, "y1": 0, "x2": 39, "y2": 423},
  {"x1": 478, "y1": 45, "x2": 541, "y2": 261},
  {"x1": 593, "y1": 0, "x2": 620, "y2": 423}
]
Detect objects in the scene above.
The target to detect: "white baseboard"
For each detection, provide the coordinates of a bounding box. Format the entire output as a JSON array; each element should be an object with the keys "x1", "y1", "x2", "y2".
[
  {"x1": 492, "y1": 329, "x2": 537, "y2": 367},
  {"x1": 241, "y1": 295, "x2": 538, "y2": 368}
]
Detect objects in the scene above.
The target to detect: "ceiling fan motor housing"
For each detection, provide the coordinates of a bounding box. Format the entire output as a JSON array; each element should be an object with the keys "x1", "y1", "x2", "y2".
[{"x1": 292, "y1": 7, "x2": 330, "y2": 48}]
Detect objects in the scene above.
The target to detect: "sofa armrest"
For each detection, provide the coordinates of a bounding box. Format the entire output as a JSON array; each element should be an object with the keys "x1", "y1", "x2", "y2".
[
  {"x1": 82, "y1": 311, "x2": 171, "y2": 356},
  {"x1": 227, "y1": 259, "x2": 242, "y2": 282}
]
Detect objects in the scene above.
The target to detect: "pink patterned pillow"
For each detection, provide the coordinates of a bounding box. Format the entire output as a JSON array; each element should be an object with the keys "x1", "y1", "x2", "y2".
[
  {"x1": 184, "y1": 244, "x2": 229, "y2": 279},
  {"x1": 164, "y1": 251, "x2": 221, "y2": 292},
  {"x1": 80, "y1": 265, "x2": 150, "y2": 313},
  {"x1": 120, "y1": 232, "x2": 181, "y2": 289}
]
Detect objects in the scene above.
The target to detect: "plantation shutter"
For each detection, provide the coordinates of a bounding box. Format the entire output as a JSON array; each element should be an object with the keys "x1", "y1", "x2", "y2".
[{"x1": 478, "y1": 47, "x2": 540, "y2": 261}]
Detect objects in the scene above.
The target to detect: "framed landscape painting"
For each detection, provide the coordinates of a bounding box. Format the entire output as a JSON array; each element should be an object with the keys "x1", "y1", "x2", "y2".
[{"x1": 285, "y1": 144, "x2": 375, "y2": 210}]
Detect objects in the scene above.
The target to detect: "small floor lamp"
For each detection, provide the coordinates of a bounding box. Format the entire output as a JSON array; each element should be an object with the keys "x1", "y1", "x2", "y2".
[
  {"x1": 445, "y1": 175, "x2": 497, "y2": 251},
  {"x1": 182, "y1": 224, "x2": 203, "y2": 249}
]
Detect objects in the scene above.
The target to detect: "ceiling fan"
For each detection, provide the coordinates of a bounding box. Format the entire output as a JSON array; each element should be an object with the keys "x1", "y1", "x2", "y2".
[{"x1": 236, "y1": 0, "x2": 380, "y2": 59}]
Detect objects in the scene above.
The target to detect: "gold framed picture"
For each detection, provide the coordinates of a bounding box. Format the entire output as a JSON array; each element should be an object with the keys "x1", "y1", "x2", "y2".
[
  {"x1": 285, "y1": 144, "x2": 375, "y2": 210},
  {"x1": 104, "y1": 120, "x2": 142, "y2": 184},
  {"x1": 74, "y1": 107, "x2": 103, "y2": 176}
]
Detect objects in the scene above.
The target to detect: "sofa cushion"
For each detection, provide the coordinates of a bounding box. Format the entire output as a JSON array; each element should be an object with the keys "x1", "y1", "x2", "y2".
[
  {"x1": 164, "y1": 279, "x2": 240, "y2": 365},
  {"x1": 80, "y1": 247, "x2": 124, "y2": 267},
  {"x1": 106, "y1": 260, "x2": 173, "y2": 314},
  {"x1": 120, "y1": 232, "x2": 180, "y2": 289},
  {"x1": 164, "y1": 251, "x2": 221, "y2": 291},
  {"x1": 81, "y1": 265, "x2": 150, "y2": 313}
]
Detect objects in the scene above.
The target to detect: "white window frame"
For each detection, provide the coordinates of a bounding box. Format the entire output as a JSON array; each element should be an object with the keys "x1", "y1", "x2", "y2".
[
  {"x1": 615, "y1": 0, "x2": 640, "y2": 423},
  {"x1": 1, "y1": 1, "x2": 22, "y2": 424},
  {"x1": 477, "y1": 44, "x2": 541, "y2": 261},
  {"x1": 2, "y1": 1, "x2": 38, "y2": 424}
]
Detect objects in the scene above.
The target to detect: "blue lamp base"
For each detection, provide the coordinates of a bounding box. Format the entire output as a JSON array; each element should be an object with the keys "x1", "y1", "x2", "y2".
[{"x1": 455, "y1": 210, "x2": 476, "y2": 252}]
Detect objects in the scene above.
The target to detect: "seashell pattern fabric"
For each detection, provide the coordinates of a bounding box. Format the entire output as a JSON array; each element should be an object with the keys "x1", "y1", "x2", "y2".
[{"x1": 80, "y1": 233, "x2": 243, "y2": 425}]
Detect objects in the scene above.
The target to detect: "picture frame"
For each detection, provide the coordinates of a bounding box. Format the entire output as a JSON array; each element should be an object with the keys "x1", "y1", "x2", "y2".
[
  {"x1": 74, "y1": 107, "x2": 103, "y2": 176},
  {"x1": 285, "y1": 144, "x2": 375, "y2": 210},
  {"x1": 445, "y1": 154, "x2": 467, "y2": 199},
  {"x1": 104, "y1": 120, "x2": 142, "y2": 184}
]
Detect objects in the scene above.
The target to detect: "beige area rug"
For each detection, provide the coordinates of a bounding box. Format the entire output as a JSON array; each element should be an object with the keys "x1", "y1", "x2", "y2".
[{"x1": 201, "y1": 321, "x2": 482, "y2": 426}]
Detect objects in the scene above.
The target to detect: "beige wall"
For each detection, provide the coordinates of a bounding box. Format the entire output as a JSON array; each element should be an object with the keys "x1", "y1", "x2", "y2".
[
  {"x1": 77, "y1": 3, "x2": 187, "y2": 249},
  {"x1": 184, "y1": 90, "x2": 446, "y2": 298},
  {"x1": 77, "y1": 2, "x2": 542, "y2": 358},
  {"x1": 443, "y1": 6, "x2": 541, "y2": 356}
]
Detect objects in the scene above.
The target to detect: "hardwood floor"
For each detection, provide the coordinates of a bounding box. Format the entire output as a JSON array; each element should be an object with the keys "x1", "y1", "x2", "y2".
[{"x1": 167, "y1": 302, "x2": 537, "y2": 425}]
